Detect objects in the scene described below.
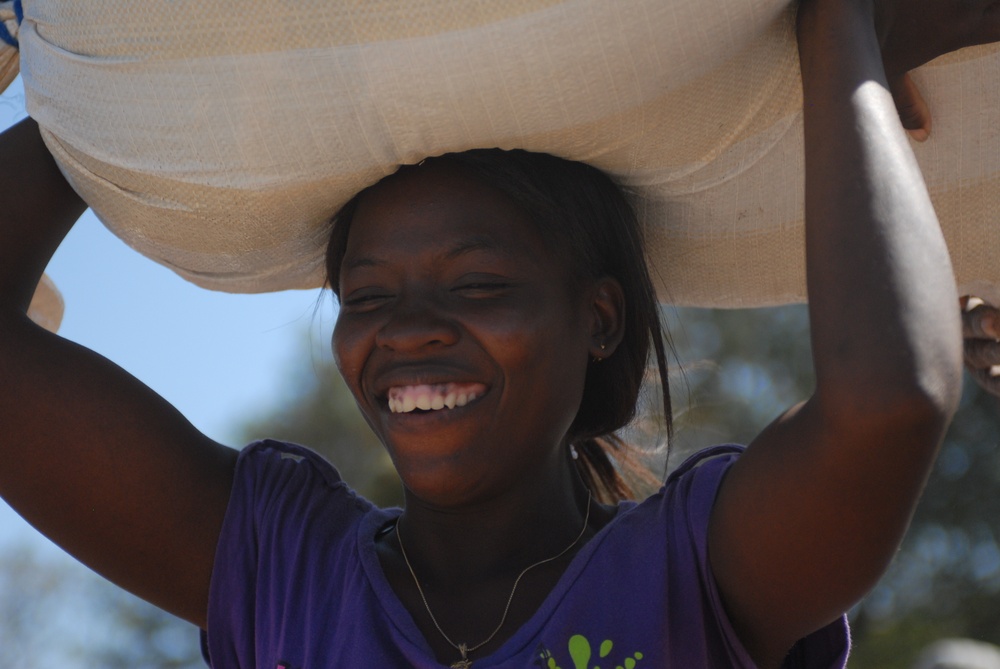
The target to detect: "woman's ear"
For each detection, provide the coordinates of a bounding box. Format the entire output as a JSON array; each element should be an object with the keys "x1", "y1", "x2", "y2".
[{"x1": 589, "y1": 276, "x2": 625, "y2": 361}]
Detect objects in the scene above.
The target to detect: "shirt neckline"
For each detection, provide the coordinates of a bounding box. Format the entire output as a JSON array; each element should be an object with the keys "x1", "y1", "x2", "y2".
[{"x1": 356, "y1": 497, "x2": 638, "y2": 666}]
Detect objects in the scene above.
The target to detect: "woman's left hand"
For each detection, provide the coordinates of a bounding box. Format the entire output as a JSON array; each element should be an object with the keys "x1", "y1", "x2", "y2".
[
  {"x1": 876, "y1": 0, "x2": 1000, "y2": 75},
  {"x1": 877, "y1": 0, "x2": 1000, "y2": 140},
  {"x1": 961, "y1": 297, "x2": 1000, "y2": 395}
]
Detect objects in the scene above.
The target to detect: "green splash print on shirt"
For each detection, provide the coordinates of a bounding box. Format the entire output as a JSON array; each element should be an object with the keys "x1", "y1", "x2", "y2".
[{"x1": 539, "y1": 634, "x2": 644, "y2": 669}]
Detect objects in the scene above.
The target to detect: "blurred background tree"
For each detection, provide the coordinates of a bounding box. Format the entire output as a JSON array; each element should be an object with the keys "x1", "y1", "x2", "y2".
[
  {"x1": 0, "y1": 544, "x2": 205, "y2": 669},
  {"x1": 1, "y1": 305, "x2": 997, "y2": 667}
]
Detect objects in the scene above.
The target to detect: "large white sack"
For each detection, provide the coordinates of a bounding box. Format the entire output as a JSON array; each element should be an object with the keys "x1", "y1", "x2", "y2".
[{"x1": 14, "y1": 0, "x2": 1000, "y2": 308}]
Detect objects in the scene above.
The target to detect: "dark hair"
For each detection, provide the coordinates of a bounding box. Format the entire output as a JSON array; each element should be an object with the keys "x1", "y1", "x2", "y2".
[{"x1": 326, "y1": 149, "x2": 672, "y2": 503}]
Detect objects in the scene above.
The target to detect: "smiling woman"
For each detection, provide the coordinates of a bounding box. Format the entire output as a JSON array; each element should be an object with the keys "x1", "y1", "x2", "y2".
[
  {"x1": 1, "y1": 1, "x2": 999, "y2": 668},
  {"x1": 327, "y1": 151, "x2": 670, "y2": 506}
]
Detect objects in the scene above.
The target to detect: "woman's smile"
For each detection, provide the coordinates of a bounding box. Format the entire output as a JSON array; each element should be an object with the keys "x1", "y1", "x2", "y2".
[{"x1": 386, "y1": 382, "x2": 487, "y2": 413}]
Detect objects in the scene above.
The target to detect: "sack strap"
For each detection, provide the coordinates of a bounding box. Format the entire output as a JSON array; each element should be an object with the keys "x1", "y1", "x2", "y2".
[{"x1": 0, "y1": 0, "x2": 23, "y2": 49}]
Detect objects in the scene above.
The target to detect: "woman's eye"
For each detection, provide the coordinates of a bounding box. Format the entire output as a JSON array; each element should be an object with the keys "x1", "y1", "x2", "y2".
[
  {"x1": 454, "y1": 281, "x2": 512, "y2": 295},
  {"x1": 342, "y1": 290, "x2": 391, "y2": 310}
]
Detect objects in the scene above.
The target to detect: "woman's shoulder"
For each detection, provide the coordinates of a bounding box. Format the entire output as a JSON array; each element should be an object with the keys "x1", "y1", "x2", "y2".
[
  {"x1": 237, "y1": 439, "x2": 348, "y2": 483},
  {"x1": 231, "y1": 439, "x2": 377, "y2": 522},
  {"x1": 549, "y1": 443, "x2": 847, "y2": 669},
  {"x1": 664, "y1": 444, "x2": 746, "y2": 486},
  {"x1": 630, "y1": 443, "x2": 747, "y2": 523}
]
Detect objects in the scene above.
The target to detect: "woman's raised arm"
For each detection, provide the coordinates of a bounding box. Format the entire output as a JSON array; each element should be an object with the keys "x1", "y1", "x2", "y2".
[
  {"x1": 0, "y1": 118, "x2": 237, "y2": 628},
  {"x1": 707, "y1": 1, "x2": 999, "y2": 666}
]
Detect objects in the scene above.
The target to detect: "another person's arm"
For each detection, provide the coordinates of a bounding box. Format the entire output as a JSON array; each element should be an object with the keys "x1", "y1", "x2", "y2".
[
  {"x1": 961, "y1": 297, "x2": 1000, "y2": 394},
  {"x1": 707, "y1": 1, "x2": 998, "y2": 665},
  {"x1": 0, "y1": 118, "x2": 237, "y2": 628}
]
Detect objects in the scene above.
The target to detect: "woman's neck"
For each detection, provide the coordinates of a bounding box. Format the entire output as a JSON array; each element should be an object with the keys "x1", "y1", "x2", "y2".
[
  {"x1": 394, "y1": 458, "x2": 592, "y2": 587},
  {"x1": 377, "y1": 456, "x2": 619, "y2": 665}
]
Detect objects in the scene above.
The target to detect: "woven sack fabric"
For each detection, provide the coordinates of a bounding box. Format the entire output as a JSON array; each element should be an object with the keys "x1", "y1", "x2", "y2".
[{"x1": 14, "y1": 0, "x2": 1000, "y2": 308}]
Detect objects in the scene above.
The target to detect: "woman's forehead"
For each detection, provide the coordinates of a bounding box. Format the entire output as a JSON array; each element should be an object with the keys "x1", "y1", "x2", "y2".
[
  {"x1": 344, "y1": 163, "x2": 547, "y2": 259},
  {"x1": 356, "y1": 159, "x2": 510, "y2": 215}
]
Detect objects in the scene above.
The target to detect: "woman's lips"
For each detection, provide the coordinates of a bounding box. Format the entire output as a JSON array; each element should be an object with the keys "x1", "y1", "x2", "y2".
[{"x1": 386, "y1": 382, "x2": 488, "y2": 414}]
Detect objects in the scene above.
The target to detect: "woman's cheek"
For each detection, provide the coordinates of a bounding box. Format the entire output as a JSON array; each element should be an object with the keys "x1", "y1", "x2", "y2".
[{"x1": 332, "y1": 322, "x2": 368, "y2": 385}]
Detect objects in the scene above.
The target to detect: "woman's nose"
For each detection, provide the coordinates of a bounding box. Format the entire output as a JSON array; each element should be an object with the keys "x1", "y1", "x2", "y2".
[{"x1": 375, "y1": 298, "x2": 460, "y2": 352}]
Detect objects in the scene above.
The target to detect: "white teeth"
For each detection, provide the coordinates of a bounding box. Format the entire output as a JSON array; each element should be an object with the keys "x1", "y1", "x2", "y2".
[
  {"x1": 387, "y1": 383, "x2": 486, "y2": 414},
  {"x1": 455, "y1": 392, "x2": 478, "y2": 408}
]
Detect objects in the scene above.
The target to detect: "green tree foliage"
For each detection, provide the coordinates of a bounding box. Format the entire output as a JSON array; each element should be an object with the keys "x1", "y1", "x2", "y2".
[{"x1": 664, "y1": 305, "x2": 815, "y2": 465}]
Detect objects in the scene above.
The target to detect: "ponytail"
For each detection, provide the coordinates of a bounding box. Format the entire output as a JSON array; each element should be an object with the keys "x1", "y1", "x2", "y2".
[{"x1": 572, "y1": 436, "x2": 661, "y2": 505}]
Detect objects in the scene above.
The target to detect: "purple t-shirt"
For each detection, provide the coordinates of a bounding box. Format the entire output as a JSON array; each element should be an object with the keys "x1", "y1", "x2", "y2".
[{"x1": 201, "y1": 440, "x2": 849, "y2": 668}]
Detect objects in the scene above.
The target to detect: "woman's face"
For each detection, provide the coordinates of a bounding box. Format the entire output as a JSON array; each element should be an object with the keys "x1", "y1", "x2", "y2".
[{"x1": 332, "y1": 162, "x2": 599, "y2": 505}]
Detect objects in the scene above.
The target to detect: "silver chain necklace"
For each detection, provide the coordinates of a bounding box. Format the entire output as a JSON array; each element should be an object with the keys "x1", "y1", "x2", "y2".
[{"x1": 395, "y1": 491, "x2": 592, "y2": 669}]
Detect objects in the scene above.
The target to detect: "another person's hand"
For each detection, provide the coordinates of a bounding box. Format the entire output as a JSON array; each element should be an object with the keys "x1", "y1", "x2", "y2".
[
  {"x1": 874, "y1": 0, "x2": 1000, "y2": 141},
  {"x1": 961, "y1": 296, "x2": 1000, "y2": 395}
]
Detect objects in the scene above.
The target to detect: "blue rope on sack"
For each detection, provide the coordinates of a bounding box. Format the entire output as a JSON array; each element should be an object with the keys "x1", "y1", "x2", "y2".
[{"x1": 0, "y1": 0, "x2": 23, "y2": 49}]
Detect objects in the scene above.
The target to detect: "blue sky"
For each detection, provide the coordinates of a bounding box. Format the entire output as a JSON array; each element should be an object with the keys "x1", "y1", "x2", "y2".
[{"x1": 0, "y1": 78, "x2": 336, "y2": 549}]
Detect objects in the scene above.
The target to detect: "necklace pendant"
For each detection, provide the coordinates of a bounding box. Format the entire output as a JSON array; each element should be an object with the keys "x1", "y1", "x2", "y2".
[{"x1": 450, "y1": 644, "x2": 473, "y2": 669}]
